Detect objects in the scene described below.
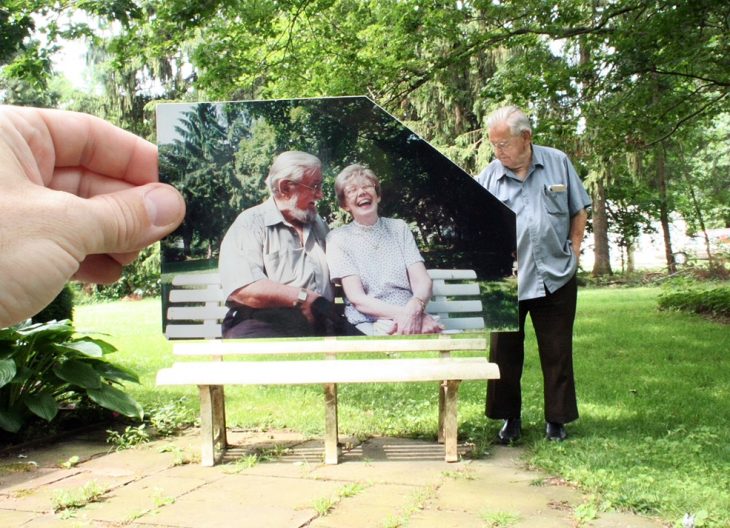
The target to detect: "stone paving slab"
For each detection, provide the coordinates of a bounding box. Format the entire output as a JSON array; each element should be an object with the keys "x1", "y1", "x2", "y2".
[
  {"x1": 0, "y1": 429, "x2": 669, "y2": 528},
  {"x1": 308, "y1": 483, "x2": 422, "y2": 528}
]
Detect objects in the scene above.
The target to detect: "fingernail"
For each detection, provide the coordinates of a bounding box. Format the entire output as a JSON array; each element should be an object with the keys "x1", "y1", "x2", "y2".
[{"x1": 144, "y1": 185, "x2": 182, "y2": 227}]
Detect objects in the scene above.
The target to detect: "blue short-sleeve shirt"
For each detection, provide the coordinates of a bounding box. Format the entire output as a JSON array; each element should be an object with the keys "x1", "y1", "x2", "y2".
[{"x1": 477, "y1": 144, "x2": 592, "y2": 301}]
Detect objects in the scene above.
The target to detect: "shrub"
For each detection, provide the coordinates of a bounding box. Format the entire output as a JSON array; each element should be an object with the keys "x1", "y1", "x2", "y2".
[
  {"x1": 77, "y1": 244, "x2": 161, "y2": 303},
  {"x1": 0, "y1": 320, "x2": 144, "y2": 434},
  {"x1": 32, "y1": 284, "x2": 75, "y2": 323},
  {"x1": 657, "y1": 282, "x2": 730, "y2": 319}
]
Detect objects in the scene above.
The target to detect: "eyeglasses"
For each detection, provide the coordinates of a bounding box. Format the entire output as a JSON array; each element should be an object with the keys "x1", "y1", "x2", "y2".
[
  {"x1": 490, "y1": 139, "x2": 514, "y2": 151},
  {"x1": 344, "y1": 184, "x2": 375, "y2": 198},
  {"x1": 291, "y1": 181, "x2": 323, "y2": 193}
]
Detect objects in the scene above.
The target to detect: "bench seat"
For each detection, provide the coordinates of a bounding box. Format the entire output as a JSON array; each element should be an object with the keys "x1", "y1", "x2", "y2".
[{"x1": 157, "y1": 357, "x2": 498, "y2": 386}]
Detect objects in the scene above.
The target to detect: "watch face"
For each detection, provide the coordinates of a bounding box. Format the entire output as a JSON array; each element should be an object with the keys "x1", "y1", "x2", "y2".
[{"x1": 298, "y1": 289, "x2": 308, "y2": 302}]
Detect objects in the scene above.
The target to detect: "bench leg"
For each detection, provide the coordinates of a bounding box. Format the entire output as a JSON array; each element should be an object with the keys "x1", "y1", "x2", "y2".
[
  {"x1": 438, "y1": 381, "x2": 447, "y2": 444},
  {"x1": 199, "y1": 385, "x2": 226, "y2": 466},
  {"x1": 199, "y1": 385, "x2": 216, "y2": 466},
  {"x1": 324, "y1": 383, "x2": 339, "y2": 464},
  {"x1": 442, "y1": 380, "x2": 461, "y2": 463},
  {"x1": 437, "y1": 351, "x2": 450, "y2": 444},
  {"x1": 211, "y1": 385, "x2": 227, "y2": 449}
]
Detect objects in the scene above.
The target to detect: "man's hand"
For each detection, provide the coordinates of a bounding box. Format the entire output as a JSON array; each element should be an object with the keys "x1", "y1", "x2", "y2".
[
  {"x1": 298, "y1": 289, "x2": 322, "y2": 325},
  {"x1": 0, "y1": 106, "x2": 185, "y2": 327}
]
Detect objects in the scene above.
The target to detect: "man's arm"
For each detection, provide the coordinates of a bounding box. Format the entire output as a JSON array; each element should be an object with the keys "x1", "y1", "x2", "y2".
[
  {"x1": 227, "y1": 279, "x2": 321, "y2": 324},
  {"x1": 569, "y1": 208, "x2": 588, "y2": 260}
]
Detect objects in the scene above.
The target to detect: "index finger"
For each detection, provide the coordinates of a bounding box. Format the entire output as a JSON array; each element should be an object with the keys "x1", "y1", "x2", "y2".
[{"x1": 9, "y1": 106, "x2": 158, "y2": 187}]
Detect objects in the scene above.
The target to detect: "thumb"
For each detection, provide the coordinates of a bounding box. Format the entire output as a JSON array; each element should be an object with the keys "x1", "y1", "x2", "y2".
[{"x1": 81, "y1": 183, "x2": 185, "y2": 255}]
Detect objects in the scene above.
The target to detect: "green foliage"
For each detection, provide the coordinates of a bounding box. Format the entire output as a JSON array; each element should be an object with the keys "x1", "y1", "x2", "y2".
[
  {"x1": 59, "y1": 455, "x2": 80, "y2": 469},
  {"x1": 106, "y1": 423, "x2": 149, "y2": 451},
  {"x1": 32, "y1": 284, "x2": 74, "y2": 323},
  {"x1": 480, "y1": 511, "x2": 521, "y2": 528},
  {"x1": 312, "y1": 496, "x2": 336, "y2": 517},
  {"x1": 80, "y1": 244, "x2": 161, "y2": 302},
  {"x1": 147, "y1": 397, "x2": 195, "y2": 436},
  {"x1": 51, "y1": 480, "x2": 105, "y2": 512},
  {"x1": 5, "y1": 0, "x2": 730, "y2": 282},
  {"x1": 0, "y1": 319, "x2": 143, "y2": 434},
  {"x1": 657, "y1": 282, "x2": 730, "y2": 318}
]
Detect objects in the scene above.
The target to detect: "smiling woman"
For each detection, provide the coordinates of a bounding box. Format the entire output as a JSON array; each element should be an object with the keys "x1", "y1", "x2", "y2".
[{"x1": 326, "y1": 164, "x2": 444, "y2": 336}]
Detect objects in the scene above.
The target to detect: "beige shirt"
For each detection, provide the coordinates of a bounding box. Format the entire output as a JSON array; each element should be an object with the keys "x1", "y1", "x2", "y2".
[{"x1": 218, "y1": 197, "x2": 334, "y2": 302}]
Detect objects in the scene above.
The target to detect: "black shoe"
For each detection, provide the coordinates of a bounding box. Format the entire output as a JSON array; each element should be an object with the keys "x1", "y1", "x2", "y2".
[
  {"x1": 496, "y1": 418, "x2": 521, "y2": 444},
  {"x1": 545, "y1": 422, "x2": 567, "y2": 442}
]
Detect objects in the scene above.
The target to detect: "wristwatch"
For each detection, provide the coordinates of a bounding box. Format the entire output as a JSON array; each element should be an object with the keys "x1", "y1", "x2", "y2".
[{"x1": 294, "y1": 288, "x2": 308, "y2": 307}]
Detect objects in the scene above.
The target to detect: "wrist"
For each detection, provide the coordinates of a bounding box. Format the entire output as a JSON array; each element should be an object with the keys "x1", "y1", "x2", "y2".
[
  {"x1": 293, "y1": 288, "x2": 308, "y2": 307},
  {"x1": 411, "y1": 296, "x2": 426, "y2": 313}
]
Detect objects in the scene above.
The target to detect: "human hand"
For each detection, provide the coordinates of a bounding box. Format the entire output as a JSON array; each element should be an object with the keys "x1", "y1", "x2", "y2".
[
  {"x1": 0, "y1": 106, "x2": 185, "y2": 327},
  {"x1": 419, "y1": 314, "x2": 445, "y2": 334},
  {"x1": 393, "y1": 298, "x2": 426, "y2": 335},
  {"x1": 299, "y1": 290, "x2": 322, "y2": 325}
]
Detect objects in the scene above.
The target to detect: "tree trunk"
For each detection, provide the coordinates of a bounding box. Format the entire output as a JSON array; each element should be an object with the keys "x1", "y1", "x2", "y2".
[
  {"x1": 626, "y1": 240, "x2": 635, "y2": 274},
  {"x1": 591, "y1": 179, "x2": 612, "y2": 276},
  {"x1": 656, "y1": 144, "x2": 676, "y2": 273}
]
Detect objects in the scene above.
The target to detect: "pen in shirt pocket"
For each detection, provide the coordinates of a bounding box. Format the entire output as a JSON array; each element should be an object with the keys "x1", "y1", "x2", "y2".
[{"x1": 547, "y1": 184, "x2": 566, "y2": 192}]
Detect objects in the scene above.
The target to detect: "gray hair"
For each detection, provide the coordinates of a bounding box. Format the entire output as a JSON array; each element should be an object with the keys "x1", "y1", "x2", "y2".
[
  {"x1": 334, "y1": 164, "x2": 381, "y2": 207},
  {"x1": 487, "y1": 106, "x2": 532, "y2": 136},
  {"x1": 265, "y1": 151, "x2": 322, "y2": 194}
]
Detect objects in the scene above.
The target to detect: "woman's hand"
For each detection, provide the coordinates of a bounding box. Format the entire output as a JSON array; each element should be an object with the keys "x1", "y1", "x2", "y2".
[
  {"x1": 392, "y1": 297, "x2": 426, "y2": 335},
  {"x1": 419, "y1": 314, "x2": 445, "y2": 334}
]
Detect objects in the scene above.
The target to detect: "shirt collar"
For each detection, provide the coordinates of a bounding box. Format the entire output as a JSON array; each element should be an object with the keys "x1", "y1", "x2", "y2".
[
  {"x1": 262, "y1": 196, "x2": 320, "y2": 243},
  {"x1": 531, "y1": 144, "x2": 546, "y2": 169},
  {"x1": 495, "y1": 143, "x2": 544, "y2": 181},
  {"x1": 262, "y1": 196, "x2": 288, "y2": 227}
]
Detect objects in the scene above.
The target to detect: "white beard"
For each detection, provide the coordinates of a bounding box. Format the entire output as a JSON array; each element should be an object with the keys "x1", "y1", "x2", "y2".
[{"x1": 285, "y1": 195, "x2": 317, "y2": 224}]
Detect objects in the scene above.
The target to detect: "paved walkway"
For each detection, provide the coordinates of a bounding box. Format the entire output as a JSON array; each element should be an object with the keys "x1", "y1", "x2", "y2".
[{"x1": 0, "y1": 428, "x2": 666, "y2": 527}]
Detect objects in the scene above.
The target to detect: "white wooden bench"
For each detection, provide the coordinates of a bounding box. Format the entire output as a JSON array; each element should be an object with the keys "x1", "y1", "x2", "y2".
[{"x1": 156, "y1": 270, "x2": 499, "y2": 466}]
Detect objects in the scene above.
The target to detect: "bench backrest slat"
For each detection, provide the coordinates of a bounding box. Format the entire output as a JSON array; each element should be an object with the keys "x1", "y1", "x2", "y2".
[
  {"x1": 165, "y1": 269, "x2": 485, "y2": 339},
  {"x1": 169, "y1": 289, "x2": 224, "y2": 303},
  {"x1": 166, "y1": 324, "x2": 223, "y2": 340},
  {"x1": 171, "y1": 272, "x2": 222, "y2": 286}
]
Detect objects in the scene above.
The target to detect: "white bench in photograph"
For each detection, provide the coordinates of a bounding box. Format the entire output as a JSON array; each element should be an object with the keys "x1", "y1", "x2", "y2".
[{"x1": 156, "y1": 269, "x2": 498, "y2": 466}]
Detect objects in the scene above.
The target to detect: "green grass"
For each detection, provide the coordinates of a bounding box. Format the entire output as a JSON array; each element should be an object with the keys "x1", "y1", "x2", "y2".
[{"x1": 74, "y1": 287, "x2": 730, "y2": 527}]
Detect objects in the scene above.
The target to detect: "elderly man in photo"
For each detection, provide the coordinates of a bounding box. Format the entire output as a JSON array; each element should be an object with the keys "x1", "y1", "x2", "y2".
[
  {"x1": 219, "y1": 150, "x2": 350, "y2": 338},
  {"x1": 477, "y1": 106, "x2": 592, "y2": 443}
]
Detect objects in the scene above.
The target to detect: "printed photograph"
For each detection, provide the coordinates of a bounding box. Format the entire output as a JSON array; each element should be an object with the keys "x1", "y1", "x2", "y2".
[{"x1": 157, "y1": 97, "x2": 517, "y2": 340}]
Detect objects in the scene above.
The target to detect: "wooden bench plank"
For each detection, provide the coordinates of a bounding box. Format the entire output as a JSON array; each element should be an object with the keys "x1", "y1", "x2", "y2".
[
  {"x1": 428, "y1": 269, "x2": 477, "y2": 280},
  {"x1": 157, "y1": 357, "x2": 497, "y2": 386},
  {"x1": 167, "y1": 306, "x2": 229, "y2": 320},
  {"x1": 167, "y1": 302, "x2": 481, "y2": 321},
  {"x1": 169, "y1": 289, "x2": 224, "y2": 303},
  {"x1": 172, "y1": 272, "x2": 222, "y2": 285},
  {"x1": 165, "y1": 324, "x2": 223, "y2": 339},
  {"x1": 171, "y1": 337, "x2": 487, "y2": 356}
]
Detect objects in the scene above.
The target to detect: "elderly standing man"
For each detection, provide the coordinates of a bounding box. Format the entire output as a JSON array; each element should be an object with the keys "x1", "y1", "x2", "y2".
[
  {"x1": 219, "y1": 150, "x2": 352, "y2": 338},
  {"x1": 477, "y1": 106, "x2": 592, "y2": 443}
]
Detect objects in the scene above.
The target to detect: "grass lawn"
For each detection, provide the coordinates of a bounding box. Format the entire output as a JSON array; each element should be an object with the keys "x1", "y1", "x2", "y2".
[{"x1": 75, "y1": 286, "x2": 730, "y2": 527}]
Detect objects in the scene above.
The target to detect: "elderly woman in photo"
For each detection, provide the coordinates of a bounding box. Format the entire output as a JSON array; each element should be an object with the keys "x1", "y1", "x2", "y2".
[{"x1": 326, "y1": 164, "x2": 443, "y2": 335}]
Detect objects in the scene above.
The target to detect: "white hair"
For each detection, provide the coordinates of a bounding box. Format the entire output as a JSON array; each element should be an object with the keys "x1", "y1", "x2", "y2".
[
  {"x1": 265, "y1": 151, "x2": 321, "y2": 194},
  {"x1": 487, "y1": 106, "x2": 532, "y2": 135}
]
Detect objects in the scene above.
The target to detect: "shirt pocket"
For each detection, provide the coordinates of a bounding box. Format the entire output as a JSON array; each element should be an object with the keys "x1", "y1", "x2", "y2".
[
  {"x1": 264, "y1": 248, "x2": 306, "y2": 285},
  {"x1": 543, "y1": 186, "x2": 569, "y2": 216}
]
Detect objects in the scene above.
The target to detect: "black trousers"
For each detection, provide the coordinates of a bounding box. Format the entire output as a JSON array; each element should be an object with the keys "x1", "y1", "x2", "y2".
[
  {"x1": 222, "y1": 297, "x2": 363, "y2": 339},
  {"x1": 486, "y1": 274, "x2": 579, "y2": 424}
]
